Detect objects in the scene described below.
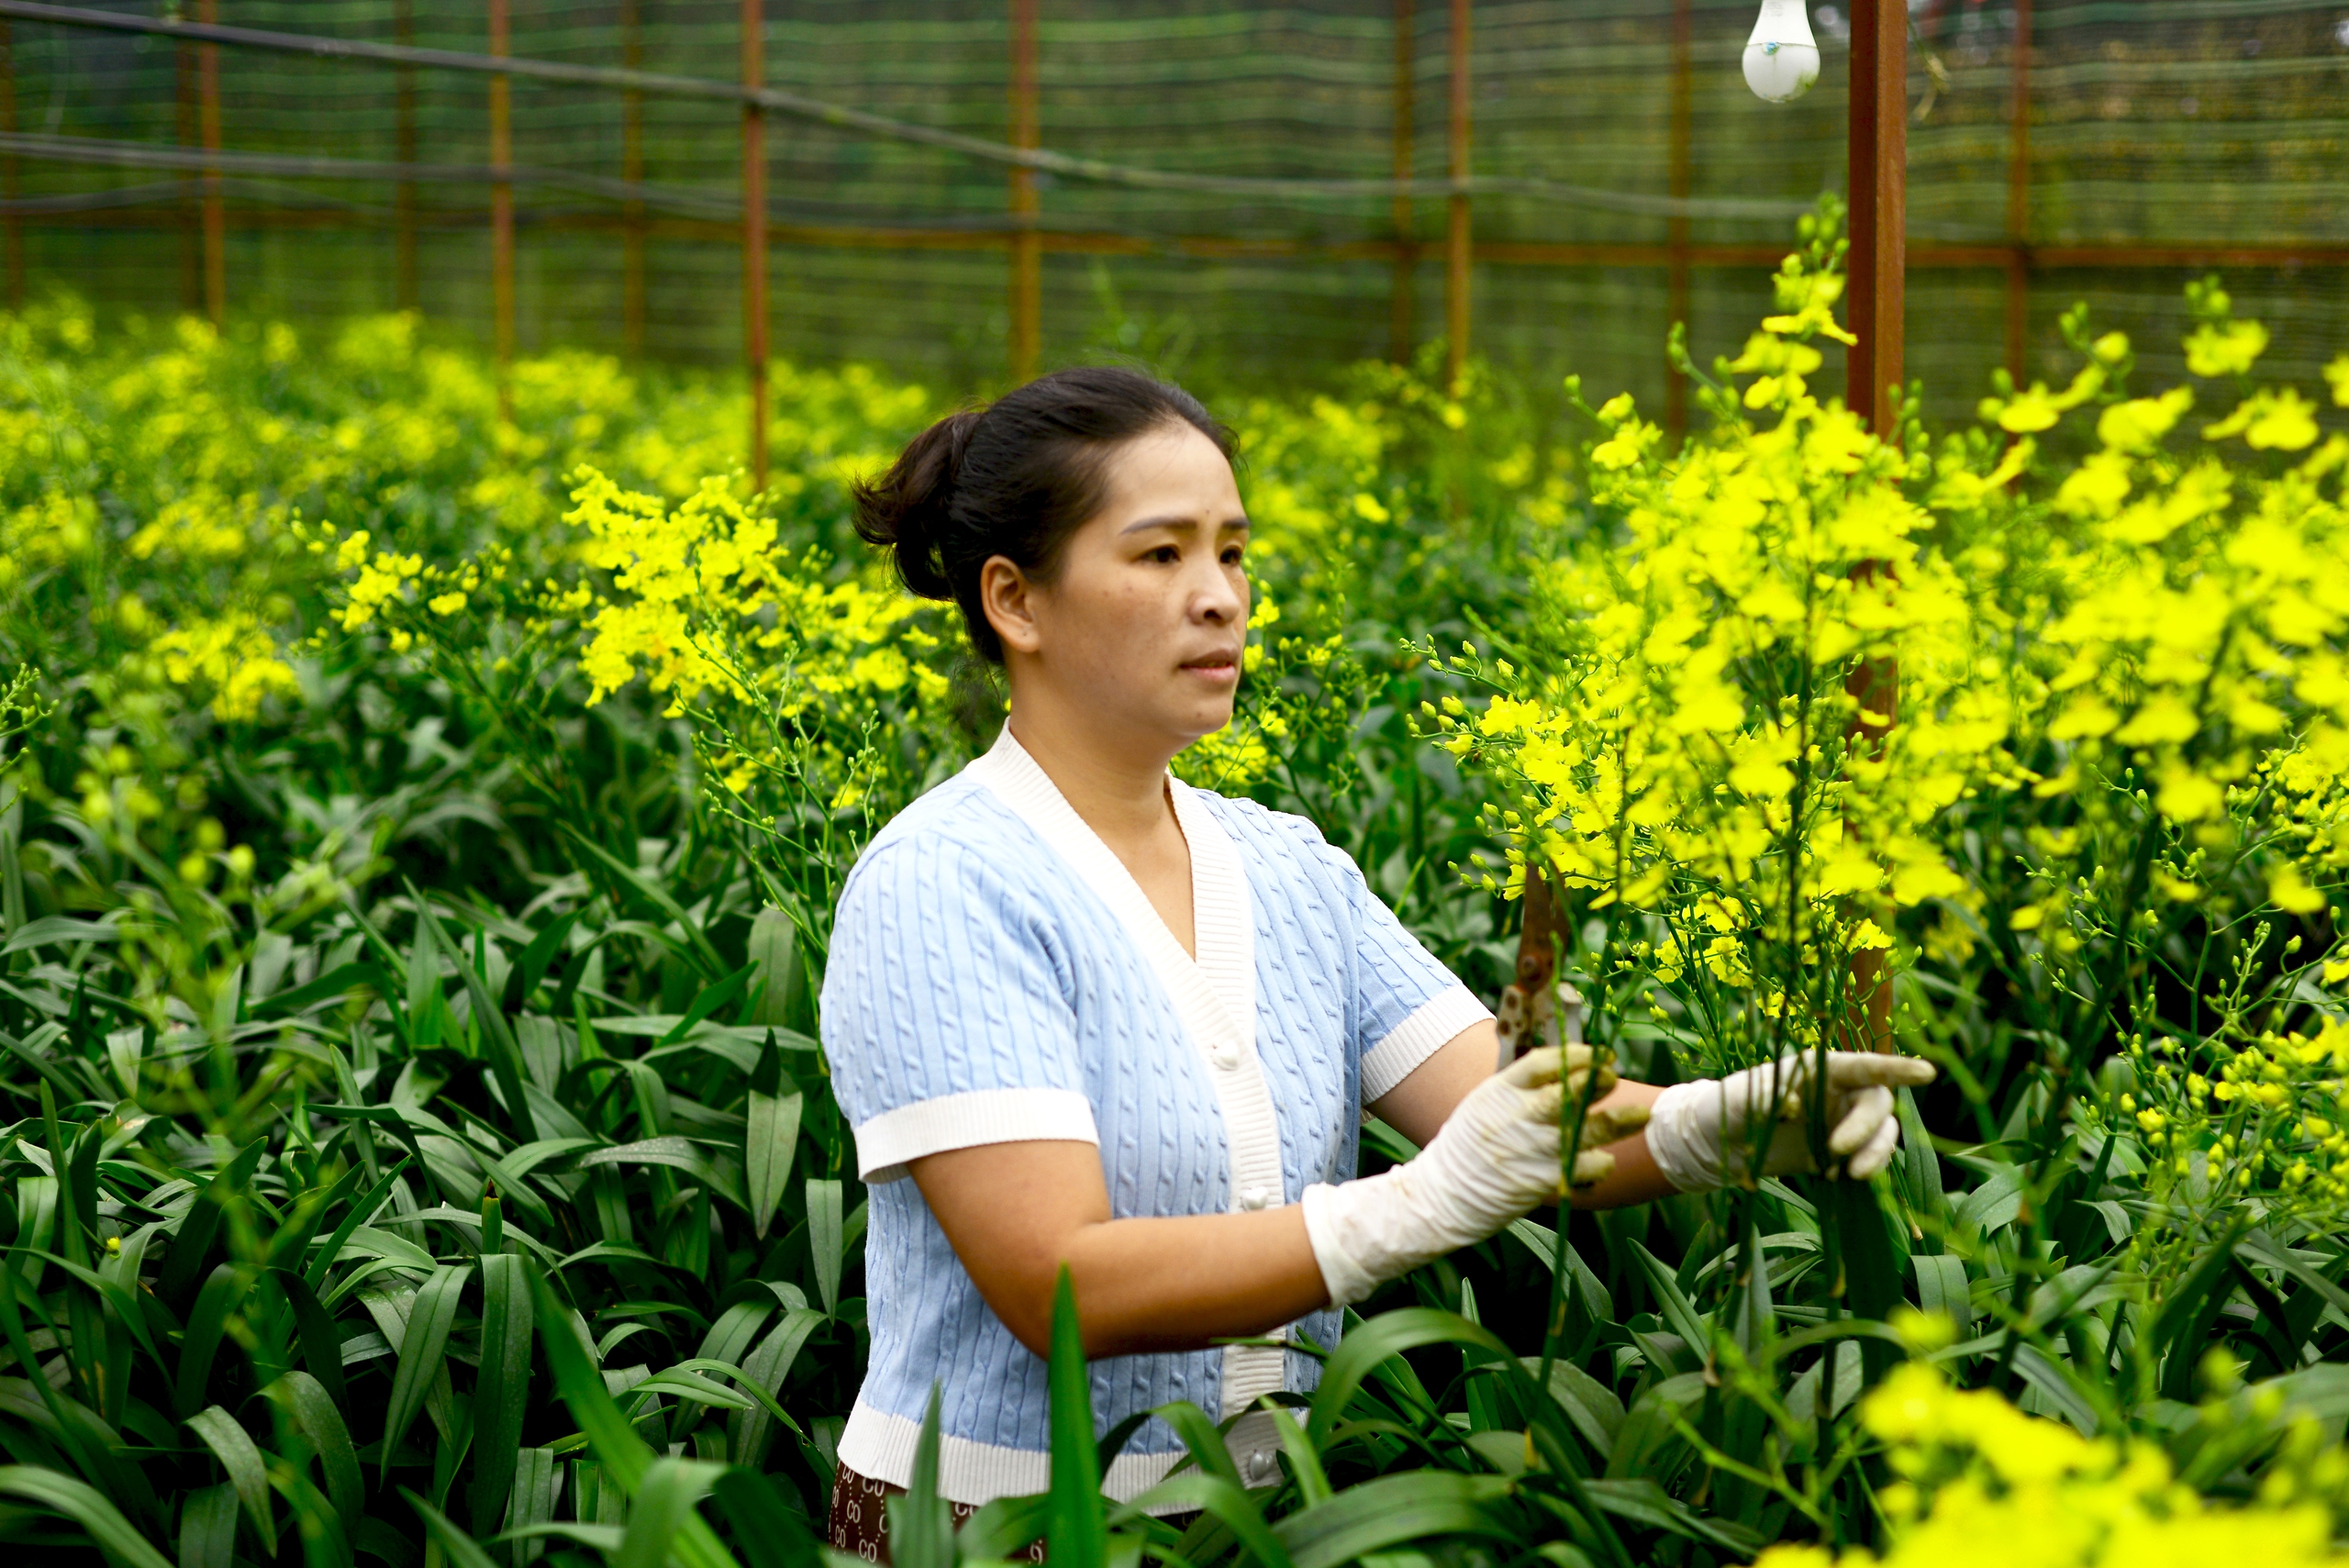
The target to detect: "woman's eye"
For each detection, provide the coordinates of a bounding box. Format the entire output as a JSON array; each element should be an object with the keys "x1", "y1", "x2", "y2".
[{"x1": 1147, "y1": 545, "x2": 1179, "y2": 564}]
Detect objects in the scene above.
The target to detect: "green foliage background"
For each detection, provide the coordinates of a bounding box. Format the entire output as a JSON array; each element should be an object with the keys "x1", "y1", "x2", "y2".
[{"x1": 1, "y1": 237, "x2": 2347, "y2": 1568}]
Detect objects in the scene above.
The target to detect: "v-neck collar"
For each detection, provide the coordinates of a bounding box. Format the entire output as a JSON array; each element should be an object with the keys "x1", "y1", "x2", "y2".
[
  {"x1": 963, "y1": 725, "x2": 1290, "y2": 1424},
  {"x1": 965, "y1": 725, "x2": 1254, "y2": 1052}
]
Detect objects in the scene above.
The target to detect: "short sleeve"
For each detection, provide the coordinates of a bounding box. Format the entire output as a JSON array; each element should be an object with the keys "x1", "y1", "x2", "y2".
[
  {"x1": 1262, "y1": 808, "x2": 1491, "y2": 1103},
  {"x1": 821, "y1": 835, "x2": 1098, "y2": 1183}
]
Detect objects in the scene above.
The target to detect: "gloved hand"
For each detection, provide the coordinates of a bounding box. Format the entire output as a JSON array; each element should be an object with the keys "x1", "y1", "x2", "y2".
[
  {"x1": 1301, "y1": 1046, "x2": 1650, "y2": 1309},
  {"x1": 1642, "y1": 1050, "x2": 1936, "y2": 1193}
]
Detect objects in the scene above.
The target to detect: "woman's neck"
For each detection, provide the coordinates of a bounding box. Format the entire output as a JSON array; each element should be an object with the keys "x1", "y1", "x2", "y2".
[{"x1": 1006, "y1": 700, "x2": 1182, "y2": 852}]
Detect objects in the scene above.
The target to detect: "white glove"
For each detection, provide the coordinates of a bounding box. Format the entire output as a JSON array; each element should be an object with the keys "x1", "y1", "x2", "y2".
[
  {"x1": 1643, "y1": 1050, "x2": 1935, "y2": 1193},
  {"x1": 1301, "y1": 1046, "x2": 1650, "y2": 1309}
]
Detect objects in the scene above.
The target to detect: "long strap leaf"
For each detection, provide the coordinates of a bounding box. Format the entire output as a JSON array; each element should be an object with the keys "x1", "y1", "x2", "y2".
[
  {"x1": 186, "y1": 1404, "x2": 276, "y2": 1552},
  {"x1": 0, "y1": 1464, "x2": 175, "y2": 1568},
  {"x1": 379, "y1": 1262, "x2": 472, "y2": 1483}
]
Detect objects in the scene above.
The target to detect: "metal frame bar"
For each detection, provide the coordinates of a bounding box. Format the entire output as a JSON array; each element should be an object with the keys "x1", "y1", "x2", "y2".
[
  {"x1": 1664, "y1": 0, "x2": 1692, "y2": 440},
  {"x1": 2005, "y1": 0, "x2": 2032, "y2": 380},
  {"x1": 1443, "y1": 0, "x2": 1469, "y2": 389},
  {"x1": 488, "y1": 0, "x2": 512, "y2": 410},
  {"x1": 198, "y1": 0, "x2": 222, "y2": 326},
  {"x1": 395, "y1": 0, "x2": 417, "y2": 310},
  {"x1": 621, "y1": 0, "x2": 646, "y2": 355},
  {"x1": 1845, "y1": 0, "x2": 1905, "y2": 434},
  {"x1": 1390, "y1": 0, "x2": 1414, "y2": 365},
  {"x1": 4, "y1": 19, "x2": 24, "y2": 309},
  {"x1": 743, "y1": 0, "x2": 768, "y2": 491},
  {"x1": 1008, "y1": 0, "x2": 1040, "y2": 383}
]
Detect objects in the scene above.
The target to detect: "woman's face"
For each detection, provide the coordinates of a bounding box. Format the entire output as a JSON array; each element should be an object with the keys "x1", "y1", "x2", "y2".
[{"x1": 983, "y1": 421, "x2": 1251, "y2": 755}]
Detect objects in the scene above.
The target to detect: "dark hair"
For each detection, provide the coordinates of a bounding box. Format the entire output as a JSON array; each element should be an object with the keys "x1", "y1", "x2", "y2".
[{"x1": 852, "y1": 366, "x2": 1232, "y2": 664}]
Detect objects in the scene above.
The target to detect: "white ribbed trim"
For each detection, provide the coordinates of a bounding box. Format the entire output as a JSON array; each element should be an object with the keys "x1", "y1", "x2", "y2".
[
  {"x1": 840, "y1": 1399, "x2": 1286, "y2": 1508},
  {"x1": 1360, "y1": 984, "x2": 1494, "y2": 1104},
  {"x1": 968, "y1": 726, "x2": 1292, "y2": 1418},
  {"x1": 852, "y1": 1087, "x2": 1099, "y2": 1184}
]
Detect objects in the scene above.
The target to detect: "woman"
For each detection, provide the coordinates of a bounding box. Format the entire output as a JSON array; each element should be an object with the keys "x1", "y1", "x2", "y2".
[{"x1": 820, "y1": 367, "x2": 1932, "y2": 1554}]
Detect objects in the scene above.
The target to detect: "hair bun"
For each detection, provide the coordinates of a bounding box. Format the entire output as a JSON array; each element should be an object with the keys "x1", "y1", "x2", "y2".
[{"x1": 852, "y1": 407, "x2": 983, "y2": 601}]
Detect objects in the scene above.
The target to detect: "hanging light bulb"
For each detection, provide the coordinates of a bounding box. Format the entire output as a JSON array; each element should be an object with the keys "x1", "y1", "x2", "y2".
[{"x1": 1744, "y1": 0, "x2": 1820, "y2": 102}]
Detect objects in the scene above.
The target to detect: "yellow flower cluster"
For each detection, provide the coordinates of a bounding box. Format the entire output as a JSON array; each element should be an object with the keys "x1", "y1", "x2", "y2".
[
  {"x1": 562, "y1": 467, "x2": 945, "y2": 717},
  {"x1": 1431, "y1": 205, "x2": 2348, "y2": 1063},
  {"x1": 147, "y1": 610, "x2": 302, "y2": 721},
  {"x1": 1753, "y1": 1363, "x2": 2347, "y2": 1568}
]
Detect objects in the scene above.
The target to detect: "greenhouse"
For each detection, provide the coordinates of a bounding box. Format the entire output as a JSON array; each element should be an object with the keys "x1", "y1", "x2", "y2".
[{"x1": 0, "y1": 2, "x2": 2344, "y2": 1566}]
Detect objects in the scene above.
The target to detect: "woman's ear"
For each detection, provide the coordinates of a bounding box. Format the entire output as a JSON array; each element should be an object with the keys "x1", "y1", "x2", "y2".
[{"x1": 980, "y1": 555, "x2": 1044, "y2": 658}]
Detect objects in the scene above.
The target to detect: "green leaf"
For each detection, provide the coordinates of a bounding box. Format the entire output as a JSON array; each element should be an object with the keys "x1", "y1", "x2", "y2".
[
  {"x1": 504, "y1": 1449, "x2": 563, "y2": 1565},
  {"x1": 156, "y1": 1140, "x2": 266, "y2": 1306},
  {"x1": 807, "y1": 1178, "x2": 843, "y2": 1316},
  {"x1": 1119, "y1": 1472, "x2": 1293, "y2": 1568},
  {"x1": 380, "y1": 1262, "x2": 471, "y2": 1484},
  {"x1": 559, "y1": 829, "x2": 726, "y2": 976},
  {"x1": 745, "y1": 1047, "x2": 800, "y2": 1241},
  {"x1": 1046, "y1": 1266, "x2": 1107, "y2": 1567},
  {"x1": 1265, "y1": 1406, "x2": 1330, "y2": 1506},
  {"x1": 504, "y1": 908, "x2": 582, "y2": 1014},
  {"x1": 1582, "y1": 1477, "x2": 1764, "y2": 1554},
  {"x1": 744, "y1": 908, "x2": 800, "y2": 1029},
  {"x1": 1896, "y1": 1085, "x2": 1944, "y2": 1233},
  {"x1": 264, "y1": 1162, "x2": 368, "y2": 1275},
  {"x1": 1273, "y1": 1472, "x2": 1516, "y2": 1568},
  {"x1": 266, "y1": 1460, "x2": 355, "y2": 1568},
  {"x1": 0, "y1": 1464, "x2": 175, "y2": 1568},
  {"x1": 1822, "y1": 1178, "x2": 1902, "y2": 1383},
  {"x1": 887, "y1": 1385, "x2": 952, "y2": 1568},
  {"x1": 707, "y1": 1467, "x2": 826, "y2": 1568},
  {"x1": 185, "y1": 1405, "x2": 275, "y2": 1552},
  {"x1": 175, "y1": 1264, "x2": 254, "y2": 1420},
  {"x1": 304, "y1": 1155, "x2": 412, "y2": 1295},
  {"x1": 1308, "y1": 1308, "x2": 1510, "y2": 1448},
  {"x1": 1626, "y1": 1240, "x2": 1713, "y2": 1360},
  {"x1": 273, "y1": 1370, "x2": 362, "y2": 1533},
  {"x1": 658, "y1": 962, "x2": 758, "y2": 1047},
  {"x1": 726, "y1": 1308, "x2": 824, "y2": 1466},
  {"x1": 410, "y1": 893, "x2": 539, "y2": 1144},
  {"x1": 468, "y1": 1253, "x2": 534, "y2": 1532},
  {"x1": 177, "y1": 1481, "x2": 239, "y2": 1568},
  {"x1": 614, "y1": 1457, "x2": 725, "y2": 1568},
  {"x1": 405, "y1": 1489, "x2": 507, "y2": 1568},
  {"x1": 1911, "y1": 1253, "x2": 1973, "y2": 1332},
  {"x1": 523, "y1": 1262, "x2": 738, "y2": 1568},
  {"x1": 250, "y1": 961, "x2": 402, "y2": 1021}
]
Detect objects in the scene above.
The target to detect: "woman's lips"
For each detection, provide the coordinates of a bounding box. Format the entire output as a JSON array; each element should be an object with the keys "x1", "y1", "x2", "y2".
[{"x1": 1182, "y1": 653, "x2": 1241, "y2": 685}]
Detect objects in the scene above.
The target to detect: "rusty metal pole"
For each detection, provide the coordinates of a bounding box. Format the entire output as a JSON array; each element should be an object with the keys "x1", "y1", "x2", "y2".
[
  {"x1": 1443, "y1": 0, "x2": 1471, "y2": 391},
  {"x1": 742, "y1": 0, "x2": 770, "y2": 493},
  {"x1": 1845, "y1": 0, "x2": 1906, "y2": 1051},
  {"x1": 489, "y1": 0, "x2": 513, "y2": 418},
  {"x1": 198, "y1": 0, "x2": 224, "y2": 326},
  {"x1": 176, "y1": 26, "x2": 199, "y2": 309},
  {"x1": 1008, "y1": 0, "x2": 1041, "y2": 384},
  {"x1": 1664, "y1": 0, "x2": 1693, "y2": 442},
  {"x1": 1390, "y1": 0, "x2": 1415, "y2": 365},
  {"x1": 2, "y1": 20, "x2": 22, "y2": 311},
  {"x1": 1844, "y1": 0, "x2": 1905, "y2": 435},
  {"x1": 2003, "y1": 0, "x2": 2032, "y2": 380},
  {"x1": 395, "y1": 0, "x2": 418, "y2": 312},
  {"x1": 621, "y1": 0, "x2": 646, "y2": 354}
]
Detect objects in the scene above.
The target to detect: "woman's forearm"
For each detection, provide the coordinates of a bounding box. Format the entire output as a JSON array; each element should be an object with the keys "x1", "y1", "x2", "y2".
[
  {"x1": 910, "y1": 1140, "x2": 1330, "y2": 1359},
  {"x1": 1059, "y1": 1206, "x2": 1329, "y2": 1357}
]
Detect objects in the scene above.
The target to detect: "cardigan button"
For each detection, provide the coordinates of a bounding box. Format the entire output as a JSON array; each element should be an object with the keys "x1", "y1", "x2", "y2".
[
  {"x1": 1238, "y1": 1186, "x2": 1274, "y2": 1211},
  {"x1": 1245, "y1": 1449, "x2": 1275, "y2": 1484},
  {"x1": 1210, "y1": 1042, "x2": 1241, "y2": 1070}
]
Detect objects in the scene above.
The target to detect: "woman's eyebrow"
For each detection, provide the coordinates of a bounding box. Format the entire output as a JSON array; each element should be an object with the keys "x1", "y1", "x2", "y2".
[{"x1": 1117, "y1": 513, "x2": 1251, "y2": 536}]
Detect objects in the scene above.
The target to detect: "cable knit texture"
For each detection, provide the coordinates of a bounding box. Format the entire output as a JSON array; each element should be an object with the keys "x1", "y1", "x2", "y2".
[{"x1": 821, "y1": 728, "x2": 1488, "y2": 1504}]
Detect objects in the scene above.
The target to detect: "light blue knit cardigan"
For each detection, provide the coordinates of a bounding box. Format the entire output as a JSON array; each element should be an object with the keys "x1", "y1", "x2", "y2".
[{"x1": 821, "y1": 728, "x2": 1488, "y2": 1505}]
